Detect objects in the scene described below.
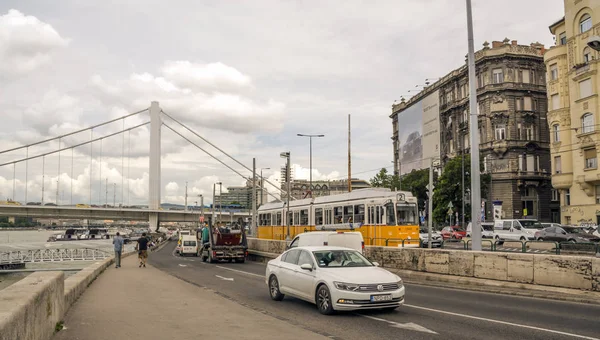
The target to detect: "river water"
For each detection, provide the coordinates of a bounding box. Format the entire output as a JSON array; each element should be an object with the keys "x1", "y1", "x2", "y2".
[{"x1": 0, "y1": 230, "x2": 121, "y2": 290}]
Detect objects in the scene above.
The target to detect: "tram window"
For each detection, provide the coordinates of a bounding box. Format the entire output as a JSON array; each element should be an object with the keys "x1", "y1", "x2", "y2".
[
  {"x1": 287, "y1": 212, "x2": 293, "y2": 226},
  {"x1": 315, "y1": 208, "x2": 323, "y2": 225},
  {"x1": 354, "y1": 205, "x2": 365, "y2": 223},
  {"x1": 293, "y1": 211, "x2": 300, "y2": 225},
  {"x1": 325, "y1": 209, "x2": 333, "y2": 224},
  {"x1": 343, "y1": 206, "x2": 353, "y2": 223},
  {"x1": 397, "y1": 204, "x2": 417, "y2": 225},
  {"x1": 385, "y1": 202, "x2": 396, "y2": 226},
  {"x1": 334, "y1": 207, "x2": 343, "y2": 223},
  {"x1": 276, "y1": 212, "x2": 282, "y2": 226},
  {"x1": 376, "y1": 206, "x2": 384, "y2": 224},
  {"x1": 300, "y1": 209, "x2": 309, "y2": 226}
]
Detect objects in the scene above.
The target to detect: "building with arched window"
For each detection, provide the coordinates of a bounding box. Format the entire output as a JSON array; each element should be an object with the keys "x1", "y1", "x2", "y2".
[{"x1": 545, "y1": 0, "x2": 600, "y2": 225}]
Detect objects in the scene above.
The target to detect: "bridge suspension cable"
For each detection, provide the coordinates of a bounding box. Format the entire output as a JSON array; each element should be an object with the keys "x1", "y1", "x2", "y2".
[
  {"x1": 161, "y1": 110, "x2": 295, "y2": 200},
  {"x1": 0, "y1": 108, "x2": 149, "y2": 155},
  {"x1": 0, "y1": 122, "x2": 150, "y2": 168}
]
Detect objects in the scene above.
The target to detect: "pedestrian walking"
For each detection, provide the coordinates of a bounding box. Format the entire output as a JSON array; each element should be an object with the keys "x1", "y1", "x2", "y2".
[
  {"x1": 136, "y1": 232, "x2": 150, "y2": 268},
  {"x1": 113, "y1": 232, "x2": 124, "y2": 268}
]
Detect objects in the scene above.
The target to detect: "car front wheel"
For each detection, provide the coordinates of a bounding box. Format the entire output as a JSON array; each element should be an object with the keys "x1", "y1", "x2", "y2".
[
  {"x1": 316, "y1": 285, "x2": 334, "y2": 315},
  {"x1": 269, "y1": 275, "x2": 284, "y2": 301}
]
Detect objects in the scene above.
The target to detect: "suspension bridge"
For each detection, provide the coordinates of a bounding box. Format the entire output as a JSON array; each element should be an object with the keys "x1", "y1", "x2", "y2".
[{"x1": 0, "y1": 101, "x2": 291, "y2": 229}]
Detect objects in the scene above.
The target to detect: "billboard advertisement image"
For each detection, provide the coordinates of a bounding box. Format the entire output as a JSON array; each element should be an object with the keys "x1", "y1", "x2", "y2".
[{"x1": 397, "y1": 90, "x2": 440, "y2": 175}]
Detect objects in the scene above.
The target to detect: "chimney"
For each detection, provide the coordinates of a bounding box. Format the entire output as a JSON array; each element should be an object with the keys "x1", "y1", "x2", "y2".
[
  {"x1": 492, "y1": 41, "x2": 503, "y2": 48},
  {"x1": 511, "y1": 40, "x2": 518, "y2": 46}
]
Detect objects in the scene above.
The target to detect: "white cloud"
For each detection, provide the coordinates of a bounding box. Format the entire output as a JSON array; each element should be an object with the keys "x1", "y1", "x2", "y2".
[
  {"x1": 90, "y1": 61, "x2": 285, "y2": 133},
  {"x1": 0, "y1": 9, "x2": 69, "y2": 75},
  {"x1": 161, "y1": 61, "x2": 252, "y2": 92}
]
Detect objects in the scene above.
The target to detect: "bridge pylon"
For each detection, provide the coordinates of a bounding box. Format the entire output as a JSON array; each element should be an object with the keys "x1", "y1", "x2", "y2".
[{"x1": 149, "y1": 101, "x2": 161, "y2": 232}]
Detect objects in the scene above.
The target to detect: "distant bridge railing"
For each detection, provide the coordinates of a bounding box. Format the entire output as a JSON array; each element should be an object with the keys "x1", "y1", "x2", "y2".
[{"x1": 0, "y1": 248, "x2": 113, "y2": 266}]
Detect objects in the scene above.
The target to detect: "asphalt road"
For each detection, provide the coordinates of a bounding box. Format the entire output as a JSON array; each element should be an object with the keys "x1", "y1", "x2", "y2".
[{"x1": 149, "y1": 242, "x2": 600, "y2": 340}]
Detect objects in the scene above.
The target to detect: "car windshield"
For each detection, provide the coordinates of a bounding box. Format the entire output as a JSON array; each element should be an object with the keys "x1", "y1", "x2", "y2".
[
  {"x1": 183, "y1": 241, "x2": 196, "y2": 246},
  {"x1": 452, "y1": 227, "x2": 465, "y2": 232},
  {"x1": 482, "y1": 225, "x2": 494, "y2": 231},
  {"x1": 312, "y1": 250, "x2": 373, "y2": 268},
  {"x1": 519, "y1": 220, "x2": 543, "y2": 229},
  {"x1": 564, "y1": 227, "x2": 583, "y2": 234}
]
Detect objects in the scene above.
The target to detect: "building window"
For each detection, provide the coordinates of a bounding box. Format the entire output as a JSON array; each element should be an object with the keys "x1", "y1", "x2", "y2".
[
  {"x1": 551, "y1": 189, "x2": 559, "y2": 202},
  {"x1": 582, "y1": 113, "x2": 594, "y2": 133},
  {"x1": 553, "y1": 124, "x2": 560, "y2": 142},
  {"x1": 554, "y1": 156, "x2": 562, "y2": 174},
  {"x1": 580, "y1": 78, "x2": 592, "y2": 98},
  {"x1": 550, "y1": 64, "x2": 558, "y2": 81},
  {"x1": 492, "y1": 68, "x2": 504, "y2": 84},
  {"x1": 585, "y1": 148, "x2": 598, "y2": 169},
  {"x1": 526, "y1": 155, "x2": 536, "y2": 172},
  {"x1": 584, "y1": 47, "x2": 592, "y2": 63},
  {"x1": 462, "y1": 110, "x2": 468, "y2": 123},
  {"x1": 515, "y1": 98, "x2": 522, "y2": 111},
  {"x1": 495, "y1": 124, "x2": 506, "y2": 140},
  {"x1": 525, "y1": 125, "x2": 534, "y2": 140},
  {"x1": 559, "y1": 32, "x2": 567, "y2": 45},
  {"x1": 524, "y1": 97, "x2": 532, "y2": 111},
  {"x1": 596, "y1": 186, "x2": 600, "y2": 204},
  {"x1": 580, "y1": 14, "x2": 592, "y2": 33},
  {"x1": 565, "y1": 189, "x2": 571, "y2": 206},
  {"x1": 463, "y1": 133, "x2": 469, "y2": 149},
  {"x1": 551, "y1": 94, "x2": 560, "y2": 111}
]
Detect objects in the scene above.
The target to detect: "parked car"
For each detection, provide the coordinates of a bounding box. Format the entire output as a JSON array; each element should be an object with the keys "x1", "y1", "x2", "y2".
[
  {"x1": 440, "y1": 226, "x2": 467, "y2": 240},
  {"x1": 534, "y1": 226, "x2": 600, "y2": 243},
  {"x1": 266, "y1": 246, "x2": 405, "y2": 315},
  {"x1": 466, "y1": 222, "x2": 495, "y2": 239},
  {"x1": 419, "y1": 227, "x2": 442, "y2": 247},
  {"x1": 493, "y1": 220, "x2": 534, "y2": 241}
]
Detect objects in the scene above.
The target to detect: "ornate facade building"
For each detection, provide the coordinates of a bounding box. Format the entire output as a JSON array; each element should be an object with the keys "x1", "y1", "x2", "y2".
[
  {"x1": 391, "y1": 39, "x2": 558, "y2": 222},
  {"x1": 545, "y1": 0, "x2": 600, "y2": 225}
]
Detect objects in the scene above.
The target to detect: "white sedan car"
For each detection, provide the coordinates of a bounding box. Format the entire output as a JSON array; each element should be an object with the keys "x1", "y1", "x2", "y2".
[{"x1": 265, "y1": 246, "x2": 405, "y2": 315}]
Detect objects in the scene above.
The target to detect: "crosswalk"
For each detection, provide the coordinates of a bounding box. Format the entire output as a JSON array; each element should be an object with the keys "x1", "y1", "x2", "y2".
[{"x1": 496, "y1": 247, "x2": 551, "y2": 254}]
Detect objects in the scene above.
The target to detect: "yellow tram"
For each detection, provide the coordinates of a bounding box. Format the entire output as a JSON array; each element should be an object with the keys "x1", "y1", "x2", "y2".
[{"x1": 257, "y1": 188, "x2": 420, "y2": 247}]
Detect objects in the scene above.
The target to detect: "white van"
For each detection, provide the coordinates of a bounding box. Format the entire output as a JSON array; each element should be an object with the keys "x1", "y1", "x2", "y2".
[
  {"x1": 466, "y1": 222, "x2": 495, "y2": 239},
  {"x1": 493, "y1": 220, "x2": 536, "y2": 241},
  {"x1": 287, "y1": 231, "x2": 365, "y2": 253},
  {"x1": 180, "y1": 235, "x2": 198, "y2": 256}
]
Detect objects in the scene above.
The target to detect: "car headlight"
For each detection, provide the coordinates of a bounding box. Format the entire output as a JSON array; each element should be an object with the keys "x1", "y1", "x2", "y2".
[
  {"x1": 397, "y1": 278, "x2": 404, "y2": 289},
  {"x1": 334, "y1": 282, "x2": 359, "y2": 291}
]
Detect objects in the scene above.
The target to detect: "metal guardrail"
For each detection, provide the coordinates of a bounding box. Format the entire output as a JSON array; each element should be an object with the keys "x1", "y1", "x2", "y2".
[
  {"x1": 557, "y1": 241, "x2": 599, "y2": 255},
  {"x1": 0, "y1": 248, "x2": 112, "y2": 265},
  {"x1": 466, "y1": 239, "x2": 495, "y2": 251},
  {"x1": 441, "y1": 239, "x2": 467, "y2": 250},
  {"x1": 523, "y1": 240, "x2": 560, "y2": 255}
]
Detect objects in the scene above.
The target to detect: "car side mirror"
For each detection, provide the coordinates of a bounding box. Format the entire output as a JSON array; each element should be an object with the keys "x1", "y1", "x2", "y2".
[
  {"x1": 372, "y1": 262, "x2": 380, "y2": 267},
  {"x1": 300, "y1": 263, "x2": 313, "y2": 271},
  {"x1": 562, "y1": 231, "x2": 567, "y2": 235}
]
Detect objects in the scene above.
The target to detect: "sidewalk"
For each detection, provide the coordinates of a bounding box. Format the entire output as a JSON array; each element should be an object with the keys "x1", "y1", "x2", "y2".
[{"x1": 52, "y1": 255, "x2": 329, "y2": 340}]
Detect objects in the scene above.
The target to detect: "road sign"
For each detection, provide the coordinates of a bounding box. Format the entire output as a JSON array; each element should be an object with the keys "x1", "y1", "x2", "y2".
[{"x1": 447, "y1": 202, "x2": 454, "y2": 209}]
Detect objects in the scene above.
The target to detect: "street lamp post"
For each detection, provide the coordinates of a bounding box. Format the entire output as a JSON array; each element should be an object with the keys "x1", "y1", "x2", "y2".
[
  {"x1": 218, "y1": 182, "x2": 223, "y2": 225},
  {"x1": 297, "y1": 134, "x2": 324, "y2": 198},
  {"x1": 280, "y1": 152, "x2": 291, "y2": 241},
  {"x1": 260, "y1": 168, "x2": 270, "y2": 206},
  {"x1": 198, "y1": 194, "x2": 204, "y2": 223}
]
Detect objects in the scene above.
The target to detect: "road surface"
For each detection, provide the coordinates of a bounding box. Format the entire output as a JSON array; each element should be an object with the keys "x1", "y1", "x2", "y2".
[{"x1": 149, "y1": 242, "x2": 600, "y2": 340}]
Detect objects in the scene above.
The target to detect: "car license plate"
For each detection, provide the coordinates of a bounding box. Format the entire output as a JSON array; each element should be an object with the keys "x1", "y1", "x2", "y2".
[{"x1": 370, "y1": 294, "x2": 392, "y2": 302}]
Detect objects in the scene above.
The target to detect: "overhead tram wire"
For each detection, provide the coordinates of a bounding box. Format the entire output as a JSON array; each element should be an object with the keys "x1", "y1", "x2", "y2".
[
  {"x1": 162, "y1": 122, "x2": 283, "y2": 202},
  {"x1": 161, "y1": 110, "x2": 296, "y2": 200},
  {"x1": 0, "y1": 122, "x2": 150, "y2": 168},
  {"x1": 0, "y1": 108, "x2": 149, "y2": 156}
]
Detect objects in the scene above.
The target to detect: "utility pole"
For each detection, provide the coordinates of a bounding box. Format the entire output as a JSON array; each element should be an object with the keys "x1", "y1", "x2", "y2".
[
  {"x1": 56, "y1": 179, "x2": 59, "y2": 205},
  {"x1": 461, "y1": 132, "x2": 465, "y2": 229},
  {"x1": 198, "y1": 194, "x2": 204, "y2": 222},
  {"x1": 105, "y1": 178, "x2": 108, "y2": 207},
  {"x1": 113, "y1": 183, "x2": 116, "y2": 207},
  {"x1": 427, "y1": 158, "x2": 434, "y2": 249},
  {"x1": 212, "y1": 183, "x2": 216, "y2": 225},
  {"x1": 466, "y1": 0, "x2": 482, "y2": 250},
  {"x1": 185, "y1": 181, "x2": 188, "y2": 212},
  {"x1": 348, "y1": 114, "x2": 352, "y2": 192},
  {"x1": 252, "y1": 158, "x2": 257, "y2": 236},
  {"x1": 286, "y1": 154, "x2": 291, "y2": 239},
  {"x1": 219, "y1": 182, "x2": 223, "y2": 224}
]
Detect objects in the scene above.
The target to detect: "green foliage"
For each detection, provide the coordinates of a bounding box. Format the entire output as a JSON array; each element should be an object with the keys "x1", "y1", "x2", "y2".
[
  {"x1": 432, "y1": 155, "x2": 490, "y2": 225},
  {"x1": 398, "y1": 168, "x2": 433, "y2": 212}
]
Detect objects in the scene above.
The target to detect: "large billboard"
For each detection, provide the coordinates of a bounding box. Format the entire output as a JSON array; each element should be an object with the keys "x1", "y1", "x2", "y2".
[{"x1": 397, "y1": 90, "x2": 440, "y2": 175}]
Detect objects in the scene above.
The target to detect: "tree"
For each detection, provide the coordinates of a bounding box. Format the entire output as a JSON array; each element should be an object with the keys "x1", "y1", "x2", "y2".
[
  {"x1": 432, "y1": 155, "x2": 491, "y2": 225},
  {"x1": 370, "y1": 168, "x2": 392, "y2": 188},
  {"x1": 398, "y1": 168, "x2": 433, "y2": 213}
]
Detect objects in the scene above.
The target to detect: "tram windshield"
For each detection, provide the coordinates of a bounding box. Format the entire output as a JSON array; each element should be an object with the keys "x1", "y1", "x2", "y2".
[{"x1": 396, "y1": 203, "x2": 417, "y2": 225}]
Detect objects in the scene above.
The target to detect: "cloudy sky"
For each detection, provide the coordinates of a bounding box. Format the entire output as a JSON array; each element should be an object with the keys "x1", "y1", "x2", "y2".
[{"x1": 0, "y1": 0, "x2": 564, "y2": 206}]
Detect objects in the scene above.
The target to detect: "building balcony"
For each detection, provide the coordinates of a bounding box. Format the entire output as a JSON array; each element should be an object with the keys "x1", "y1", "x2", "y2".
[
  {"x1": 551, "y1": 172, "x2": 573, "y2": 189},
  {"x1": 543, "y1": 44, "x2": 566, "y2": 63},
  {"x1": 477, "y1": 82, "x2": 546, "y2": 96}
]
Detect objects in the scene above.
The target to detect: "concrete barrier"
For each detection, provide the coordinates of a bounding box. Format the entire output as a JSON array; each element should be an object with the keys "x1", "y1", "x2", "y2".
[
  {"x1": 0, "y1": 272, "x2": 64, "y2": 340},
  {"x1": 247, "y1": 238, "x2": 600, "y2": 292}
]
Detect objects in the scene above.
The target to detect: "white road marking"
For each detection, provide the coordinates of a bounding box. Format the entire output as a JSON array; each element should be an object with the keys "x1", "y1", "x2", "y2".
[
  {"x1": 361, "y1": 315, "x2": 437, "y2": 334},
  {"x1": 215, "y1": 265, "x2": 264, "y2": 279},
  {"x1": 178, "y1": 264, "x2": 187, "y2": 267},
  {"x1": 216, "y1": 275, "x2": 234, "y2": 281},
  {"x1": 404, "y1": 304, "x2": 600, "y2": 340}
]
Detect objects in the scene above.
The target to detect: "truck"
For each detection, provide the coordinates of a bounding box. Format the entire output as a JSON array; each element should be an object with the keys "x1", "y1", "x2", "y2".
[{"x1": 197, "y1": 221, "x2": 248, "y2": 263}]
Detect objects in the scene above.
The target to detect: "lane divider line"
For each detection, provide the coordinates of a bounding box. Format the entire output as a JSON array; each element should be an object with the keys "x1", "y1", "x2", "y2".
[
  {"x1": 404, "y1": 304, "x2": 600, "y2": 340},
  {"x1": 215, "y1": 265, "x2": 264, "y2": 279}
]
